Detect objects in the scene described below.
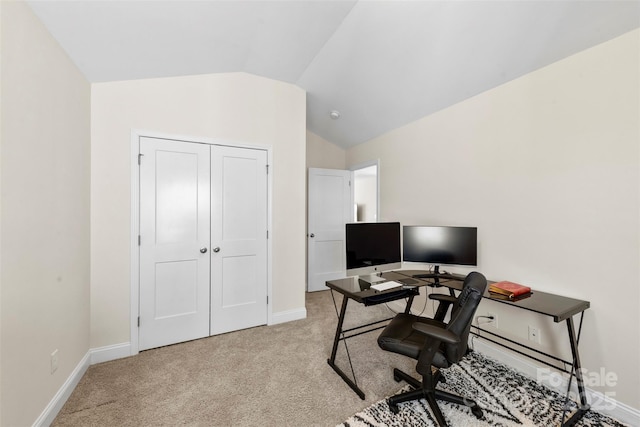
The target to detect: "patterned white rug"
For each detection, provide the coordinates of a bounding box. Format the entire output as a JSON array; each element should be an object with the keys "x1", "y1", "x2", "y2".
[{"x1": 338, "y1": 352, "x2": 627, "y2": 427}]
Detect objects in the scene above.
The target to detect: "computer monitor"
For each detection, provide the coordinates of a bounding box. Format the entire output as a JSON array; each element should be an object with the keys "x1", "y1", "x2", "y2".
[
  {"x1": 403, "y1": 225, "x2": 477, "y2": 274},
  {"x1": 346, "y1": 222, "x2": 401, "y2": 284}
]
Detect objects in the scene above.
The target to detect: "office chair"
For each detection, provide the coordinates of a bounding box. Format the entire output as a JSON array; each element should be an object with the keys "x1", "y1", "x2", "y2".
[{"x1": 377, "y1": 271, "x2": 487, "y2": 427}]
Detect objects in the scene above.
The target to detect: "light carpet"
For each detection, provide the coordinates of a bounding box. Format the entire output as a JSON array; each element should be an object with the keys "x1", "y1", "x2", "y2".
[{"x1": 339, "y1": 352, "x2": 627, "y2": 427}]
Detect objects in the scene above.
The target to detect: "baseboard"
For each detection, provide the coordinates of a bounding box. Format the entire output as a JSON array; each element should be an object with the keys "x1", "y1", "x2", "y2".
[
  {"x1": 270, "y1": 307, "x2": 307, "y2": 325},
  {"x1": 90, "y1": 342, "x2": 132, "y2": 365},
  {"x1": 32, "y1": 351, "x2": 90, "y2": 427},
  {"x1": 87, "y1": 311, "x2": 310, "y2": 366},
  {"x1": 473, "y1": 339, "x2": 640, "y2": 426}
]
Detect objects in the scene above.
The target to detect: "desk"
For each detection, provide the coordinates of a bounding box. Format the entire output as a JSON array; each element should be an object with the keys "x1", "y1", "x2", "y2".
[
  {"x1": 327, "y1": 270, "x2": 591, "y2": 427},
  {"x1": 325, "y1": 271, "x2": 424, "y2": 399}
]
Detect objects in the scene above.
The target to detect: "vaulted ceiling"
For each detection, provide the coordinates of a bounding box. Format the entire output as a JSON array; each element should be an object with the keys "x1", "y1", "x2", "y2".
[{"x1": 27, "y1": 1, "x2": 640, "y2": 148}]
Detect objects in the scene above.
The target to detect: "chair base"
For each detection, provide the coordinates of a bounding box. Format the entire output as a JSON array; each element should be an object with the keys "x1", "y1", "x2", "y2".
[{"x1": 388, "y1": 368, "x2": 483, "y2": 427}]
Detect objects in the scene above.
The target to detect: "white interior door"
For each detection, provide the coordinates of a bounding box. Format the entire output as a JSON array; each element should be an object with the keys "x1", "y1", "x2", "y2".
[
  {"x1": 307, "y1": 168, "x2": 352, "y2": 292},
  {"x1": 210, "y1": 146, "x2": 268, "y2": 335},
  {"x1": 139, "y1": 137, "x2": 211, "y2": 351}
]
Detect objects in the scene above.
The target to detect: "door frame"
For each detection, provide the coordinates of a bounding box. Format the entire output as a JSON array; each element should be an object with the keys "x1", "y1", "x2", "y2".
[
  {"x1": 129, "y1": 129, "x2": 273, "y2": 356},
  {"x1": 349, "y1": 159, "x2": 380, "y2": 222}
]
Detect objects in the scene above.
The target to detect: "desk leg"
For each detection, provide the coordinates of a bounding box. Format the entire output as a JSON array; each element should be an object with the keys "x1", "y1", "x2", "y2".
[
  {"x1": 404, "y1": 294, "x2": 415, "y2": 314},
  {"x1": 561, "y1": 316, "x2": 590, "y2": 427},
  {"x1": 327, "y1": 294, "x2": 366, "y2": 400}
]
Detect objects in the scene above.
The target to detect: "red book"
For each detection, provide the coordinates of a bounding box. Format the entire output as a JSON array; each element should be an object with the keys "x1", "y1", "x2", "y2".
[{"x1": 489, "y1": 281, "x2": 531, "y2": 299}]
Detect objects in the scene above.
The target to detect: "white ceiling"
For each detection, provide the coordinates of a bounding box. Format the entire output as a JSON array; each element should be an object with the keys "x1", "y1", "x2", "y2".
[{"x1": 26, "y1": 0, "x2": 640, "y2": 148}]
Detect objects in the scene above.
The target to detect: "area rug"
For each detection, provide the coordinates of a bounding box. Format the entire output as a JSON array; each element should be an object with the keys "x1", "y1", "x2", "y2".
[{"x1": 338, "y1": 352, "x2": 627, "y2": 427}]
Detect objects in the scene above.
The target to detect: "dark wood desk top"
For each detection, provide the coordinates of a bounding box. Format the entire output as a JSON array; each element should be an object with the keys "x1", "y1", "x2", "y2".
[
  {"x1": 327, "y1": 270, "x2": 590, "y2": 322},
  {"x1": 396, "y1": 270, "x2": 590, "y2": 323},
  {"x1": 325, "y1": 271, "x2": 426, "y2": 305}
]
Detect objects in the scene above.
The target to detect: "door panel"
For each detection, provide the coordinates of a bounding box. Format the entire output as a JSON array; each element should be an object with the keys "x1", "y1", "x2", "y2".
[
  {"x1": 222, "y1": 255, "x2": 257, "y2": 306},
  {"x1": 307, "y1": 168, "x2": 352, "y2": 292},
  {"x1": 154, "y1": 260, "x2": 198, "y2": 319},
  {"x1": 139, "y1": 137, "x2": 211, "y2": 350},
  {"x1": 211, "y1": 145, "x2": 268, "y2": 335}
]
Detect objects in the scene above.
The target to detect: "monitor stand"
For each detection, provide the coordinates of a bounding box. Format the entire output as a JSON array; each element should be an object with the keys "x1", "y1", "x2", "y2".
[
  {"x1": 412, "y1": 266, "x2": 444, "y2": 287},
  {"x1": 358, "y1": 273, "x2": 386, "y2": 286},
  {"x1": 432, "y1": 266, "x2": 442, "y2": 286}
]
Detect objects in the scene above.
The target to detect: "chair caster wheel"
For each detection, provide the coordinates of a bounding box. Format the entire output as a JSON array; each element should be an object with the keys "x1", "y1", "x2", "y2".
[
  {"x1": 392, "y1": 368, "x2": 403, "y2": 383},
  {"x1": 388, "y1": 402, "x2": 399, "y2": 414},
  {"x1": 471, "y1": 406, "x2": 483, "y2": 419}
]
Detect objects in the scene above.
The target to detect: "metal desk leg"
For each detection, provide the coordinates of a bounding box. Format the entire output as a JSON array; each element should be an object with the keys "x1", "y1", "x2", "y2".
[
  {"x1": 404, "y1": 294, "x2": 415, "y2": 314},
  {"x1": 327, "y1": 294, "x2": 366, "y2": 399},
  {"x1": 561, "y1": 315, "x2": 590, "y2": 427}
]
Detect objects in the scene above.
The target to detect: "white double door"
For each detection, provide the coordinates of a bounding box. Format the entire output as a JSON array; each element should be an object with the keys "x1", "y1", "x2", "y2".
[{"x1": 139, "y1": 137, "x2": 268, "y2": 351}]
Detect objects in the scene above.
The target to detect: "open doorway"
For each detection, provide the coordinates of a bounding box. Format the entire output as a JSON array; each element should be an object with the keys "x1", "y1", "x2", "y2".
[{"x1": 351, "y1": 161, "x2": 379, "y2": 222}]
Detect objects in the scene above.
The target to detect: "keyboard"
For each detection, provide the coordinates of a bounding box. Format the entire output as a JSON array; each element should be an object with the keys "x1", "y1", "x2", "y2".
[{"x1": 371, "y1": 281, "x2": 403, "y2": 291}]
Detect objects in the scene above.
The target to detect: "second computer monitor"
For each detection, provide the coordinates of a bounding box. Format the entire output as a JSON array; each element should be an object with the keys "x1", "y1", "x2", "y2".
[{"x1": 403, "y1": 225, "x2": 477, "y2": 271}]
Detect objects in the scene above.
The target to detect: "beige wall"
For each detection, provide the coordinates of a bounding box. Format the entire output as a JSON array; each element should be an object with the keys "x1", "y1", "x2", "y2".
[
  {"x1": 0, "y1": 2, "x2": 91, "y2": 426},
  {"x1": 347, "y1": 29, "x2": 640, "y2": 409},
  {"x1": 306, "y1": 130, "x2": 346, "y2": 170},
  {"x1": 91, "y1": 73, "x2": 306, "y2": 348}
]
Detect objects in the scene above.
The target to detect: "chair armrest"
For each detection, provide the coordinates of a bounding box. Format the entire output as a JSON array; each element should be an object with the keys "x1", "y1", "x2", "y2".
[
  {"x1": 429, "y1": 294, "x2": 457, "y2": 322},
  {"x1": 428, "y1": 294, "x2": 456, "y2": 304},
  {"x1": 412, "y1": 322, "x2": 460, "y2": 345}
]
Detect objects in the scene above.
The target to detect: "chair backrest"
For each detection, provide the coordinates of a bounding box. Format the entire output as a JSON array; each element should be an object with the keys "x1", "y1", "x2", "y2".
[{"x1": 443, "y1": 271, "x2": 487, "y2": 363}]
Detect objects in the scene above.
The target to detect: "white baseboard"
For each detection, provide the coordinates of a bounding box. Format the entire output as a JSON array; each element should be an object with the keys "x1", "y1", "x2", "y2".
[
  {"x1": 87, "y1": 310, "x2": 310, "y2": 367},
  {"x1": 270, "y1": 307, "x2": 307, "y2": 325},
  {"x1": 90, "y1": 342, "x2": 132, "y2": 365},
  {"x1": 32, "y1": 344, "x2": 133, "y2": 426},
  {"x1": 32, "y1": 351, "x2": 90, "y2": 427},
  {"x1": 473, "y1": 339, "x2": 640, "y2": 426}
]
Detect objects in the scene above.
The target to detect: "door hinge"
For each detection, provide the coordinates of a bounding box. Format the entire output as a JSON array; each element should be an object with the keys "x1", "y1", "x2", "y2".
[
  {"x1": 267, "y1": 296, "x2": 269, "y2": 304},
  {"x1": 138, "y1": 235, "x2": 141, "y2": 246},
  {"x1": 138, "y1": 153, "x2": 144, "y2": 165},
  {"x1": 137, "y1": 316, "x2": 140, "y2": 327},
  {"x1": 266, "y1": 164, "x2": 269, "y2": 174},
  {"x1": 349, "y1": 180, "x2": 351, "y2": 187},
  {"x1": 266, "y1": 230, "x2": 269, "y2": 239}
]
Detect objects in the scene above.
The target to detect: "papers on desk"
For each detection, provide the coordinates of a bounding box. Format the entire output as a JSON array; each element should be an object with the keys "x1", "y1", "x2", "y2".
[{"x1": 371, "y1": 281, "x2": 403, "y2": 291}]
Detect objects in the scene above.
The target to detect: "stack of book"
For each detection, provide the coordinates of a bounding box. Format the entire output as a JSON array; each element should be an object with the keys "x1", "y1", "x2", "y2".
[{"x1": 488, "y1": 281, "x2": 532, "y2": 300}]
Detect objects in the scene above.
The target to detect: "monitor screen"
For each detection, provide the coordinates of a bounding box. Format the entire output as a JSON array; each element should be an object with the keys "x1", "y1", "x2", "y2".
[
  {"x1": 345, "y1": 222, "x2": 401, "y2": 277},
  {"x1": 403, "y1": 226, "x2": 477, "y2": 267}
]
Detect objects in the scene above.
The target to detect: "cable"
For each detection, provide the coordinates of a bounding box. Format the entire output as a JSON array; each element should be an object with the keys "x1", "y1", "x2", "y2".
[
  {"x1": 477, "y1": 315, "x2": 495, "y2": 323},
  {"x1": 470, "y1": 315, "x2": 495, "y2": 350},
  {"x1": 415, "y1": 285, "x2": 430, "y2": 317},
  {"x1": 384, "y1": 289, "x2": 427, "y2": 316}
]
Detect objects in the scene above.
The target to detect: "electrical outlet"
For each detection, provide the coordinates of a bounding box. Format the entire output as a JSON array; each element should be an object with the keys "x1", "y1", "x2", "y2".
[
  {"x1": 528, "y1": 326, "x2": 541, "y2": 344},
  {"x1": 51, "y1": 349, "x2": 59, "y2": 374},
  {"x1": 487, "y1": 312, "x2": 498, "y2": 328}
]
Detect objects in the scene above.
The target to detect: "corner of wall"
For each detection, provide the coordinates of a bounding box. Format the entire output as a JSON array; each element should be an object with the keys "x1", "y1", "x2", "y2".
[{"x1": 306, "y1": 130, "x2": 347, "y2": 170}]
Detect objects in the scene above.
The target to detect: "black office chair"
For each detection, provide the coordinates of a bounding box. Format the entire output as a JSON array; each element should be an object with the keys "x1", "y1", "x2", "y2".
[{"x1": 377, "y1": 271, "x2": 487, "y2": 427}]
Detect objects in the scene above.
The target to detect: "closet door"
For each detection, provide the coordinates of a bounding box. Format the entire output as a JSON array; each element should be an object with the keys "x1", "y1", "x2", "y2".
[
  {"x1": 139, "y1": 137, "x2": 211, "y2": 351},
  {"x1": 210, "y1": 146, "x2": 268, "y2": 335}
]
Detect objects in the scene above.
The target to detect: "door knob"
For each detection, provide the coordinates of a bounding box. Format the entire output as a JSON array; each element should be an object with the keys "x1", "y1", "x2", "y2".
[
  {"x1": 310, "y1": 233, "x2": 315, "y2": 238},
  {"x1": 200, "y1": 247, "x2": 208, "y2": 253},
  {"x1": 213, "y1": 247, "x2": 221, "y2": 253}
]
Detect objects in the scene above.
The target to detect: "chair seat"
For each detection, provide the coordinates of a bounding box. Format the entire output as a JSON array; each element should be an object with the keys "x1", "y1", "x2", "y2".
[
  {"x1": 376, "y1": 272, "x2": 488, "y2": 427},
  {"x1": 377, "y1": 313, "x2": 450, "y2": 368}
]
